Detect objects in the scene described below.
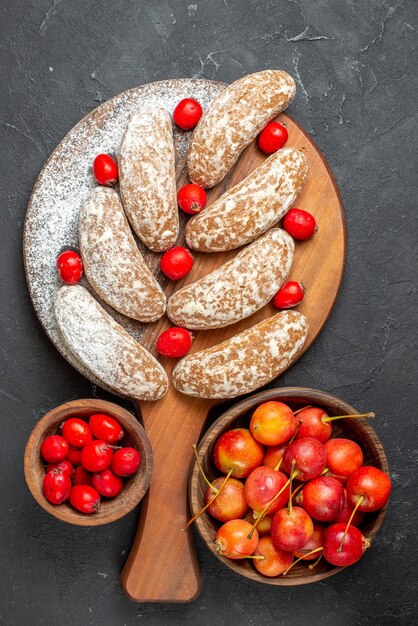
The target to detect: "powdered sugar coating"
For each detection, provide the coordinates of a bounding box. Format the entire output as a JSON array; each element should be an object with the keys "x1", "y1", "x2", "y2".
[
  {"x1": 172, "y1": 311, "x2": 308, "y2": 399},
  {"x1": 55, "y1": 285, "x2": 168, "y2": 400},
  {"x1": 79, "y1": 187, "x2": 166, "y2": 322},
  {"x1": 167, "y1": 229, "x2": 294, "y2": 330},
  {"x1": 23, "y1": 79, "x2": 225, "y2": 390},
  {"x1": 186, "y1": 147, "x2": 308, "y2": 252},
  {"x1": 119, "y1": 107, "x2": 178, "y2": 251},
  {"x1": 188, "y1": 70, "x2": 296, "y2": 188}
]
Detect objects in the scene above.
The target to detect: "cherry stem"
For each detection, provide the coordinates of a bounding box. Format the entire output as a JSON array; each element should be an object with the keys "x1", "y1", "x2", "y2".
[
  {"x1": 290, "y1": 483, "x2": 304, "y2": 501},
  {"x1": 182, "y1": 468, "x2": 232, "y2": 530},
  {"x1": 338, "y1": 494, "x2": 365, "y2": 552},
  {"x1": 192, "y1": 444, "x2": 217, "y2": 494},
  {"x1": 288, "y1": 461, "x2": 296, "y2": 517},
  {"x1": 293, "y1": 405, "x2": 311, "y2": 415},
  {"x1": 323, "y1": 412, "x2": 375, "y2": 423},
  {"x1": 289, "y1": 421, "x2": 302, "y2": 444},
  {"x1": 273, "y1": 458, "x2": 283, "y2": 472},
  {"x1": 320, "y1": 467, "x2": 329, "y2": 476},
  {"x1": 247, "y1": 470, "x2": 299, "y2": 539},
  {"x1": 308, "y1": 553, "x2": 324, "y2": 570},
  {"x1": 224, "y1": 554, "x2": 266, "y2": 560},
  {"x1": 283, "y1": 547, "x2": 323, "y2": 576}
]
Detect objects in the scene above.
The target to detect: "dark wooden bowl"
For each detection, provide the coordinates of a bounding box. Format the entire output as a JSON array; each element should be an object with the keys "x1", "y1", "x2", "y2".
[
  {"x1": 24, "y1": 399, "x2": 153, "y2": 526},
  {"x1": 188, "y1": 387, "x2": 389, "y2": 585}
]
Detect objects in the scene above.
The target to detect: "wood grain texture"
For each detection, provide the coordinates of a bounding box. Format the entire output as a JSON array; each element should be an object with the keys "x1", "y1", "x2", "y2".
[
  {"x1": 120, "y1": 113, "x2": 346, "y2": 602},
  {"x1": 24, "y1": 399, "x2": 153, "y2": 526},
  {"x1": 188, "y1": 387, "x2": 389, "y2": 586}
]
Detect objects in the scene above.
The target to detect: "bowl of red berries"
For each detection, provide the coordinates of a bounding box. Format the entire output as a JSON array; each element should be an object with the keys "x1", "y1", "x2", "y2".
[
  {"x1": 24, "y1": 399, "x2": 152, "y2": 526},
  {"x1": 188, "y1": 387, "x2": 391, "y2": 585}
]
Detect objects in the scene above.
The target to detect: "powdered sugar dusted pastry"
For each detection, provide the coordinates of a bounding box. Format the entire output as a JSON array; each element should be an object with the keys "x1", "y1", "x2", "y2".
[
  {"x1": 79, "y1": 187, "x2": 166, "y2": 322},
  {"x1": 172, "y1": 311, "x2": 308, "y2": 399},
  {"x1": 55, "y1": 285, "x2": 168, "y2": 400},
  {"x1": 119, "y1": 107, "x2": 178, "y2": 251},
  {"x1": 186, "y1": 148, "x2": 308, "y2": 252},
  {"x1": 187, "y1": 70, "x2": 296, "y2": 188},
  {"x1": 167, "y1": 229, "x2": 294, "y2": 330}
]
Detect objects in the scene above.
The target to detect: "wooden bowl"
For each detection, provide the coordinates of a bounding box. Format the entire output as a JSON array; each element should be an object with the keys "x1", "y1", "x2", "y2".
[
  {"x1": 24, "y1": 399, "x2": 152, "y2": 526},
  {"x1": 188, "y1": 387, "x2": 389, "y2": 585}
]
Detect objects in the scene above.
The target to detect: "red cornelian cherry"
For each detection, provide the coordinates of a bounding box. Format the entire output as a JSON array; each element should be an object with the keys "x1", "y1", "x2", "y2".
[
  {"x1": 283, "y1": 208, "x2": 317, "y2": 240},
  {"x1": 92, "y1": 468, "x2": 123, "y2": 498},
  {"x1": 160, "y1": 246, "x2": 194, "y2": 280},
  {"x1": 73, "y1": 466, "x2": 92, "y2": 486},
  {"x1": 41, "y1": 435, "x2": 69, "y2": 463},
  {"x1": 46, "y1": 460, "x2": 74, "y2": 479},
  {"x1": 112, "y1": 447, "x2": 141, "y2": 476},
  {"x1": 157, "y1": 327, "x2": 193, "y2": 358},
  {"x1": 89, "y1": 413, "x2": 124, "y2": 443},
  {"x1": 61, "y1": 417, "x2": 92, "y2": 448},
  {"x1": 93, "y1": 153, "x2": 118, "y2": 186},
  {"x1": 214, "y1": 519, "x2": 259, "y2": 559},
  {"x1": 70, "y1": 485, "x2": 100, "y2": 514},
  {"x1": 323, "y1": 523, "x2": 369, "y2": 567},
  {"x1": 67, "y1": 446, "x2": 82, "y2": 466},
  {"x1": 43, "y1": 470, "x2": 72, "y2": 505},
  {"x1": 80, "y1": 440, "x2": 113, "y2": 473},
  {"x1": 57, "y1": 250, "x2": 83, "y2": 284},
  {"x1": 177, "y1": 183, "x2": 207, "y2": 214},
  {"x1": 273, "y1": 281, "x2": 305, "y2": 309},
  {"x1": 258, "y1": 122, "x2": 288, "y2": 154},
  {"x1": 173, "y1": 98, "x2": 203, "y2": 130}
]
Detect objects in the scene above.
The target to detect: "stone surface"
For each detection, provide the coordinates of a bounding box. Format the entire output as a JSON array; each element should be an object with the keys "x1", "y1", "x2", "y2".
[{"x1": 0, "y1": 0, "x2": 417, "y2": 624}]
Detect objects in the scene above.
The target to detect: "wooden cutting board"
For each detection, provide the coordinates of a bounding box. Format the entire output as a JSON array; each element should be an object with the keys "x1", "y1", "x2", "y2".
[{"x1": 23, "y1": 79, "x2": 346, "y2": 603}]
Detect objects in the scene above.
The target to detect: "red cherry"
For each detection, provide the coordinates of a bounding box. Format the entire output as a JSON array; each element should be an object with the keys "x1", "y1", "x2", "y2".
[
  {"x1": 93, "y1": 153, "x2": 118, "y2": 186},
  {"x1": 213, "y1": 428, "x2": 264, "y2": 479},
  {"x1": 46, "y1": 460, "x2": 74, "y2": 479},
  {"x1": 160, "y1": 246, "x2": 194, "y2": 280},
  {"x1": 324, "y1": 438, "x2": 363, "y2": 479},
  {"x1": 323, "y1": 523, "x2": 369, "y2": 567},
  {"x1": 67, "y1": 446, "x2": 82, "y2": 466},
  {"x1": 173, "y1": 98, "x2": 203, "y2": 130},
  {"x1": 112, "y1": 447, "x2": 141, "y2": 476},
  {"x1": 70, "y1": 485, "x2": 100, "y2": 514},
  {"x1": 335, "y1": 489, "x2": 365, "y2": 527},
  {"x1": 80, "y1": 440, "x2": 113, "y2": 473},
  {"x1": 205, "y1": 477, "x2": 249, "y2": 523},
  {"x1": 92, "y1": 468, "x2": 123, "y2": 498},
  {"x1": 214, "y1": 519, "x2": 259, "y2": 559},
  {"x1": 177, "y1": 183, "x2": 207, "y2": 214},
  {"x1": 273, "y1": 281, "x2": 305, "y2": 309},
  {"x1": 347, "y1": 466, "x2": 392, "y2": 512},
  {"x1": 156, "y1": 327, "x2": 193, "y2": 358},
  {"x1": 283, "y1": 208, "x2": 317, "y2": 240},
  {"x1": 295, "y1": 407, "x2": 331, "y2": 442},
  {"x1": 254, "y1": 536, "x2": 294, "y2": 577},
  {"x1": 73, "y1": 466, "x2": 92, "y2": 486},
  {"x1": 294, "y1": 522, "x2": 325, "y2": 560},
  {"x1": 56, "y1": 250, "x2": 83, "y2": 284},
  {"x1": 88, "y1": 413, "x2": 124, "y2": 443},
  {"x1": 282, "y1": 437, "x2": 327, "y2": 481},
  {"x1": 271, "y1": 506, "x2": 314, "y2": 552},
  {"x1": 258, "y1": 122, "x2": 288, "y2": 154},
  {"x1": 298, "y1": 476, "x2": 344, "y2": 522},
  {"x1": 244, "y1": 467, "x2": 290, "y2": 515},
  {"x1": 61, "y1": 417, "x2": 92, "y2": 448},
  {"x1": 43, "y1": 470, "x2": 72, "y2": 505},
  {"x1": 40, "y1": 435, "x2": 69, "y2": 463}
]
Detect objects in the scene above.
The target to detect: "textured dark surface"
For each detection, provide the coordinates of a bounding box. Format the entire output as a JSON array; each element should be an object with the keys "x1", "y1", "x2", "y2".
[{"x1": 1, "y1": 0, "x2": 417, "y2": 624}]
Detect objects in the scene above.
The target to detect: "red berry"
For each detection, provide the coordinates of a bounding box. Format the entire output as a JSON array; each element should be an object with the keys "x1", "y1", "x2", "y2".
[
  {"x1": 173, "y1": 98, "x2": 202, "y2": 130},
  {"x1": 112, "y1": 447, "x2": 141, "y2": 477},
  {"x1": 93, "y1": 153, "x2": 118, "y2": 186},
  {"x1": 323, "y1": 523, "x2": 368, "y2": 567},
  {"x1": 160, "y1": 246, "x2": 194, "y2": 280},
  {"x1": 258, "y1": 122, "x2": 288, "y2": 154},
  {"x1": 61, "y1": 417, "x2": 92, "y2": 448},
  {"x1": 67, "y1": 446, "x2": 82, "y2": 466},
  {"x1": 273, "y1": 281, "x2": 305, "y2": 309},
  {"x1": 46, "y1": 460, "x2": 74, "y2": 479},
  {"x1": 73, "y1": 466, "x2": 93, "y2": 486},
  {"x1": 43, "y1": 470, "x2": 72, "y2": 505},
  {"x1": 40, "y1": 435, "x2": 69, "y2": 463},
  {"x1": 80, "y1": 440, "x2": 113, "y2": 473},
  {"x1": 177, "y1": 183, "x2": 207, "y2": 214},
  {"x1": 70, "y1": 485, "x2": 100, "y2": 514},
  {"x1": 346, "y1": 466, "x2": 392, "y2": 512},
  {"x1": 283, "y1": 208, "x2": 317, "y2": 240},
  {"x1": 156, "y1": 327, "x2": 193, "y2": 358},
  {"x1": 89, "y1": 413, "x2": 124, "y2": 444},
  {"x1": 92, "y1": 468, "x2": 123, "y2": 498},
  {"x1": 57, "y1": 250, "x2": 83, "y2": 284}
]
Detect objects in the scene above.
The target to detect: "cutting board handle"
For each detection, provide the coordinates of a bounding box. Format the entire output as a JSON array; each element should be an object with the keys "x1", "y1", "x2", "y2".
[{"x1": 120, "y1": 390, "x2": 213, "y2": 603}]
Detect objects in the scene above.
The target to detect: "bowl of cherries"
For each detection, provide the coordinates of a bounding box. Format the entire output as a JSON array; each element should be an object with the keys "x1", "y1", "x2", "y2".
[
  {"x1": 188, "y1": 387, "x2": 391, "y2": 585},
  {"x1": 24, "y1": 399, "x2": 152, "y2": 525}
]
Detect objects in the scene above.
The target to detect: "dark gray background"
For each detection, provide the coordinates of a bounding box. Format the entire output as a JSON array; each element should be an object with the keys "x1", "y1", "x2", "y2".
[{"x1": 1, "y1": 1, "x2": 417, "y2": 624}]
